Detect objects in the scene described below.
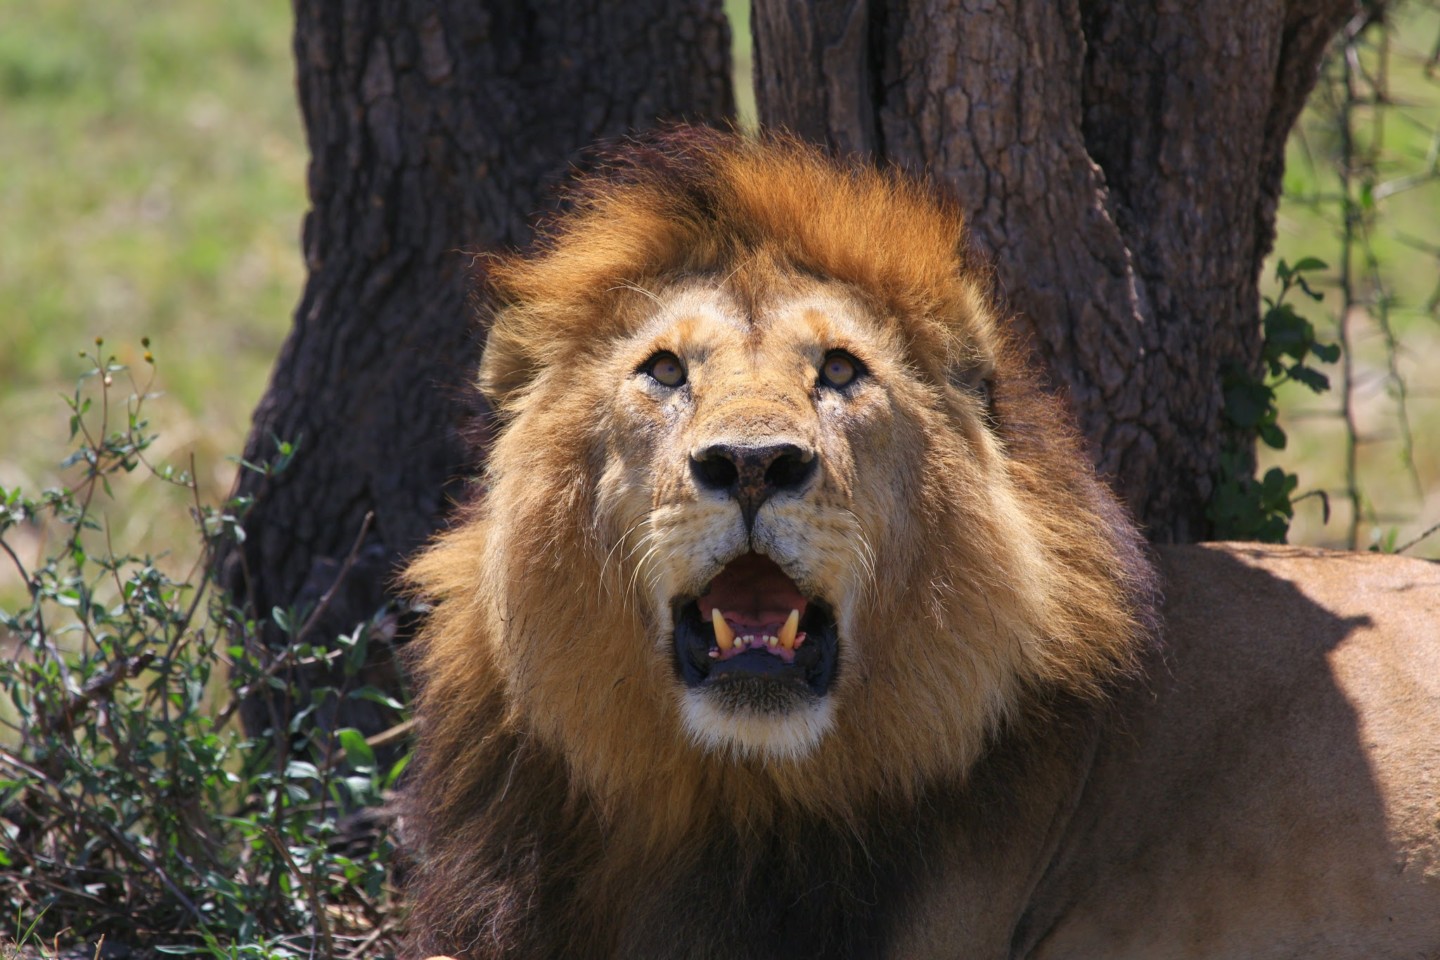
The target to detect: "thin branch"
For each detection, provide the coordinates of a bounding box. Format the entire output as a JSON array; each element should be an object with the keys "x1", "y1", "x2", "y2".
[
  {"x1": 1394, "y1": 519, "x2": 1440, "y2": 555},
  {"x1": 262, "y1": 825, "x2": 334, "y2": 960},
  {"x1": 1338, "y1": 32, "x2": 1363, "y2": 548},
  {"x1": 0, "y1": 749, "x2": 205, "y2": 924},
  {"x1": 213, "y1": 510, "x2": 375, "y2": 732},
  {"x1": 291, "y1": 510, "x2": 376, "y2": 648},
  {"x1": 39, "y1": 651, "x2": 155, "y2": 736}
]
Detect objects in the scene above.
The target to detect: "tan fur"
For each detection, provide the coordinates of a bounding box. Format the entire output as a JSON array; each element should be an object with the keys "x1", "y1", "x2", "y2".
[{"x1": 401, "y1": 129, "x2": 1440, "y2": 959}]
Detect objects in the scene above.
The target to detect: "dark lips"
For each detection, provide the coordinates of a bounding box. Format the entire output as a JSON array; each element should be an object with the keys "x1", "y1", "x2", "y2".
[{"x1": 671, "y1": 554, "x2": 839, "y2": 700}]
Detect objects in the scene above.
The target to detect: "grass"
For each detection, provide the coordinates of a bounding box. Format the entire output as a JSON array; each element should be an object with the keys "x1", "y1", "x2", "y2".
[{"x1": 0, "y1": 0, "x2": 305, "y2": 602}]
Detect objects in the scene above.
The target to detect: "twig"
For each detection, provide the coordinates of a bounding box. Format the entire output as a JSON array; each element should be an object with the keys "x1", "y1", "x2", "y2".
[
  {"x1": 214, "y1": 510, "x2": 375, "y2": 731},
  {"x1": 365, "y1": 718, "x2": 415, "y2": 751},
  {"x1": 0, "y1": 749, "x2": 205, "y2": 923},
  {"x1": 261, "y1": 825, "x2": 335, "y2": 960},
  {"x1": 292, "y1": 511, "x2": 376, "y2": 648},
  {"x1": 1337, "y1": 32, "x2": 1363, "y2": 548},
  {"x1": 1394, "y1": 519, "x2": 1440, "y2": 555},
  {"x1": 39, "y1": 651, "x2": 155, "y2": 736}
]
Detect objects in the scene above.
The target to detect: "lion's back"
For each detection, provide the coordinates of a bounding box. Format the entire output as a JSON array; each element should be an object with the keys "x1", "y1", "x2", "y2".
[
  {"x1": 1050, "y1": 544, "x2": 1438, "y2": 958},
  {"x1": 900, "y1": 543, "x2": 1440, "y2": 959}
]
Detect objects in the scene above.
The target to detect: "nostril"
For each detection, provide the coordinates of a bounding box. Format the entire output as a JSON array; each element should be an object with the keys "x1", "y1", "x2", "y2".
[
  {"x1": 765, "y1": 447, "x2": 816, "y2": 491},
  {"x1": 691, "y1": 442, "x2": 819, "y2": 529},
  {"x1": 691, "y1": 442, "x2": 817, "y2": 496},
  {"x1": 691, "y1": 449, "x2": 740, "y2": 491}
]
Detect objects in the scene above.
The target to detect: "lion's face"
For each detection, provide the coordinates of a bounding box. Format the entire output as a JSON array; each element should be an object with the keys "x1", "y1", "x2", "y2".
[
  {"x1": 595, "y1": 275, "x2": 939, "y2": 759},
  {"x1": 479, "y1": 256, "x2": 1058, "y2": 787}
]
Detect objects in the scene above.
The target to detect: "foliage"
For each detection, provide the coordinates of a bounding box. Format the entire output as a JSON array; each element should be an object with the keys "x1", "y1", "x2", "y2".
[
  {"x1": 1262, "y1": 1, "x2": 1440, "y2": 555},
  {"x1": 1211, "y1": 259, "x2": 1340, "y2": 542},
  {"x1": 0, "y1": 347, "x2": 407, "y2": 958}
]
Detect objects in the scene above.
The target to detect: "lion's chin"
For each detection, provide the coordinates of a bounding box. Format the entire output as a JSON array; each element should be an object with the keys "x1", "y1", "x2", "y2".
[
  {"x1": 670, "y1": 552, "x2": 841, "y2": 760},
  {"x1": 678, "y1": 689, "x2": 836, "y2": 760}
]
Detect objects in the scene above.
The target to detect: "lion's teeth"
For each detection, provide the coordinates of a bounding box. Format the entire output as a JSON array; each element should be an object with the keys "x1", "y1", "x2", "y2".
[
  {"x1": 779, "y1": 609, "x2": 800, "y2": 649},
  {"x1": 712, "y1": 608, "x2": 734, "y2": 651},
  {"x1": 767, "y1": 634, "x2": 777, "y2": 647}
]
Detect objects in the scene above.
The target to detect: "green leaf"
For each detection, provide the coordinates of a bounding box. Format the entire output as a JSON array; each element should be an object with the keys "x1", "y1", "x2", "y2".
[
  {"x1": 384, "y1": 751, "x2": 413, "y2": 789},
  {"x1": 1263, "y1": 303, "x2": 1311, "y2": 359},
  {"x1": 1289, "y1": 366, "x2": 1331, "y2": 393},
  {"x1": 1223, "y1": 380, "x2": 1273, "y2": 429},
  {"x1": 284, "y1": 760, "x2": 320, "y2": 781},
  {"x1": 1258, "y1": 422, "x2": 1287, "y2": 450},
  {"x1": 1260, "y1": 468, "x2": 1298, "y2": 500},
  {"x1": 336, "y1": 727, "x2": 376, "y2": 770},
  {"x1": 349, "y1": 687, "x2": 405, "y2": 711}
]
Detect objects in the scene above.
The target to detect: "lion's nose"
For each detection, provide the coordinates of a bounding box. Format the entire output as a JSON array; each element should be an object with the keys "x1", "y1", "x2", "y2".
[{"x1": 690, "y1": 442, "x2": 818, "y2": 531}]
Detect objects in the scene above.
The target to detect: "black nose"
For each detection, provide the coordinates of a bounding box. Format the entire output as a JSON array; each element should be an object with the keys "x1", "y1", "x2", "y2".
[{"x1": 690, "y1": 442, "x2": 818, "y2": 530}]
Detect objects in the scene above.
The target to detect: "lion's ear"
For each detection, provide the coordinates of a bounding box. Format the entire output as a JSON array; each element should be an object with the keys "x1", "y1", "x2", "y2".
[
  {"x1": 478, "y1": 317, "x2": 536, "y2": 412},
  {"x1": 944, "y1": 353, "x2": 999, "y2": 427}
]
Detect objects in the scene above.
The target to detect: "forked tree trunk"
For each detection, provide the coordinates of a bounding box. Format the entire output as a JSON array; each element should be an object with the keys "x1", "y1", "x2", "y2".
[
  {"x1": 753, "y1": 0, "x2": 1355, "y2": 542},
  {"x1": 221, "y1": 0, "x2": 732, "y2": 739}
]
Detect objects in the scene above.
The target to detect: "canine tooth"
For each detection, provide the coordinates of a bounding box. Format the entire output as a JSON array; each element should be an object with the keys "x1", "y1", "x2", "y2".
[
  {"x1": 712, "y1": 608, "x2": 734, "y2": 651},
  {"x1": 779, "y1": 610, "x2": 800, "y2": 649}
]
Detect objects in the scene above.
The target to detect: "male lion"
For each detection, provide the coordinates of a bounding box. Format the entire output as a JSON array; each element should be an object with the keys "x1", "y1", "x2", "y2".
[{"x1": 402, "y1": 128, "x2": 1440, "y2": 959}]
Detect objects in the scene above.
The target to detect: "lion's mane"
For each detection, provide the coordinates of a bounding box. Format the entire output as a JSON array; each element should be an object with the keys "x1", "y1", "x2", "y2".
[{"x1": 401, "y1": 127, "x2": 1156, "y2": 958}]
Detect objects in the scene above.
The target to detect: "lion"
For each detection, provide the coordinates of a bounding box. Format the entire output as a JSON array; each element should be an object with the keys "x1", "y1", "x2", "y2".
[{"x1": 401, "y1": 127, "x2": 1440, "y2": 959}]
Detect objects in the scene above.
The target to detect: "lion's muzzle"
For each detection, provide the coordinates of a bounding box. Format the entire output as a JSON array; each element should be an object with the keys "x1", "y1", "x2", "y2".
[{"x1": 671, "y1": 552, "x2": 839, "y2": 715}]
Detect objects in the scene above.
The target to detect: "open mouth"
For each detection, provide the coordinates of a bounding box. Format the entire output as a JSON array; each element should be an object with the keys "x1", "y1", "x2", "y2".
[{"x1": 672, "y1": 553, "x2": 839, "y2": 701}]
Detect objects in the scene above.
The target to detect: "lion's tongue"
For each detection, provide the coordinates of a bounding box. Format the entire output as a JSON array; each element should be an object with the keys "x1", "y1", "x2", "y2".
[{"x1": 698, "y1": 553, "x2": 808, "y2": 635}]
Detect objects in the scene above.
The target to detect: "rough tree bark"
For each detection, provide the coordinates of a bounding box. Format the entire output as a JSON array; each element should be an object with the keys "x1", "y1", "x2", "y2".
[
  {"x1": 221, "y1": 0, "x2": 733, "y2": 739},
  {"x1": 753, "y1": 0, "x2": 1356, "y2": 542}
]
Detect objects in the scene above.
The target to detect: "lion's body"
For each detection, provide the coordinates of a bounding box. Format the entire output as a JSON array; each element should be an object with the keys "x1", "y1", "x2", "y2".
[
  {"x1": 902, "y1": 543, "x2": 1440, "y2": 959},
  {"x1": 402, "y1": 128, "x2": 1440, "y2": 959}
]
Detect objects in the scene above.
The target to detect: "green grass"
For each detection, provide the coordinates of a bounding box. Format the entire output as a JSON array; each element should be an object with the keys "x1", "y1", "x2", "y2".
[
  {"x1": 0, "y1": 0, "x2": 305, "y2": 591},
  {"x1": 726, "y1": 0, "x2": 756, "y2": 127}
]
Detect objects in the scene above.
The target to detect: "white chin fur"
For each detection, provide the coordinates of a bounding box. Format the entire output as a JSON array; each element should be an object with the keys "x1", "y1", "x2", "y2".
[{"x1": 679, "y1": 689, "x2": 835, "y2": 761}]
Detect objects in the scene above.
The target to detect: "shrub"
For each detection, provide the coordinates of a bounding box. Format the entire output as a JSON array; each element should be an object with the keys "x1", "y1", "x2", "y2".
[{"x1": 0, "y1": 344, "x2": 407, "y2": 958}]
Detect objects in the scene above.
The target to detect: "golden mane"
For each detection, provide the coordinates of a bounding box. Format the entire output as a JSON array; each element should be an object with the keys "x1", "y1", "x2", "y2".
[{"x1": 401, "y1": 127, "x2": 1156, "y2": 958}]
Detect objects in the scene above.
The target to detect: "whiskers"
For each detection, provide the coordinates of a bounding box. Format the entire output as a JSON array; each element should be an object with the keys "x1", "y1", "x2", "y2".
[
  {"x1": 607, "y1": 280, "x2": 664, "y2": 306},
  {"x1": 630, "y1": 528, "x2": 668, "y2": 609},
  {"x1": 599, "y1": 516, "x2": 653, "y2": 611},
  {"x1": 840, "y1": 510, "x2": 879, "y2": 599},
  {"x1": 601, "y1": 515, "x2": 671, "y2": 613}
]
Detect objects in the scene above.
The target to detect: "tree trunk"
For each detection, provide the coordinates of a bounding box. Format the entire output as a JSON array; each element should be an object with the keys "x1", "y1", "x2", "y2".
[
  {"x1": 221, "y1": 0, "x2": 733, "y2": 740},
  {"x1": 752, "y1": 0, "x2": 1354, "y2": 542}
]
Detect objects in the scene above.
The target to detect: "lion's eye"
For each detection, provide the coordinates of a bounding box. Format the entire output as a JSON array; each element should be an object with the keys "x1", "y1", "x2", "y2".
[
  {"x1": 818, "y1": 351, "x2": 862, "y2": 389},
  {"x1": 643, "y1": 351, "x2": 687, "y2": 388}
]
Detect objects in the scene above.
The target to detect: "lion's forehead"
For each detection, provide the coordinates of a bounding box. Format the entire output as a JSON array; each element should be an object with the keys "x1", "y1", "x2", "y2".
[{"x1": 627, "y1": 277, "x2": 893, "y2": 362}]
